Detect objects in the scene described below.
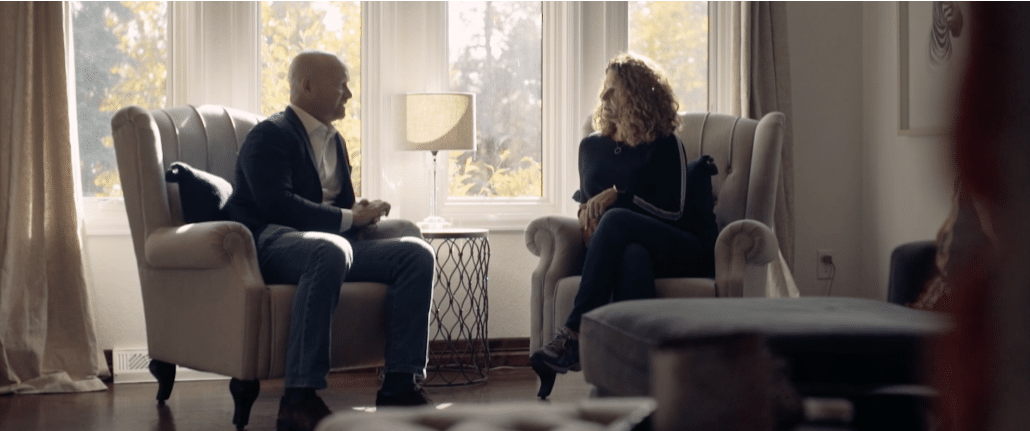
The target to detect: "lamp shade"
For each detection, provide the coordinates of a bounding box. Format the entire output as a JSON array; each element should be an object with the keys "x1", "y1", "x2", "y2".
[{"x1": 404, "y1": 93, "x2": 476, "y2": 152}]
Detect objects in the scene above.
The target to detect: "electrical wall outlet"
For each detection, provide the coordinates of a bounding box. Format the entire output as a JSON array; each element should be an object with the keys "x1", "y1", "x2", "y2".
[{"x1": 817, "y1": 249, "x2": 834, "y2": 280}]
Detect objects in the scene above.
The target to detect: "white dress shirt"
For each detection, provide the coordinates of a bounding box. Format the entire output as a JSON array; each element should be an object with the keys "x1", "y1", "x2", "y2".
[{"x1": 290, "y1": 104, "x2": 353, "y2": 232}]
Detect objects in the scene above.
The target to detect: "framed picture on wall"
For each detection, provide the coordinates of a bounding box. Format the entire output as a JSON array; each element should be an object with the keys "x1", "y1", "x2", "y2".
[{"x1": 898, "y1": 1, "x2": 970, "y2": 136}]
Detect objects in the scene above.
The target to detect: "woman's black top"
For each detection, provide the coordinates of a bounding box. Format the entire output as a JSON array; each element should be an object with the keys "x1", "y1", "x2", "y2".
[{"x1": 573, "y1": 132, "x2": 719, "y2": 261}]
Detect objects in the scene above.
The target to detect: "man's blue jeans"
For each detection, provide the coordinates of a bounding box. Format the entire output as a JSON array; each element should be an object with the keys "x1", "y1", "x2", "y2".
[
  {"x1": 565, "y1": 208, "x2": 707, "y2": 332},
  {"x1": 256, "y1": 220, "x2": 435, "y2": 389}
]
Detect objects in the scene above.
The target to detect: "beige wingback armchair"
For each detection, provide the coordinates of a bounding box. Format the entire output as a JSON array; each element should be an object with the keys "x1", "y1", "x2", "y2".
[
  {"x1": 111, "y1": 105, "x2": 388, "y2": 429},
  {"x1": 525, "y1": 112, "x2": 788, "y2": 352}
]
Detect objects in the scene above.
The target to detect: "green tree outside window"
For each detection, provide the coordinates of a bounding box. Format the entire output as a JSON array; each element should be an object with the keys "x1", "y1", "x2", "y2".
[
  {"x1": 261, "y1": 1, "x2": 362, "y2": 197},
  {"x1": 448, "y1": 1, "x2": 543, "y2": 198},
  {"x1": 629, "y1": 1, "x2": 708, "y2": 112},
  {"x1": 73, "y1": 1, "x2": 168, "y2": 197}
]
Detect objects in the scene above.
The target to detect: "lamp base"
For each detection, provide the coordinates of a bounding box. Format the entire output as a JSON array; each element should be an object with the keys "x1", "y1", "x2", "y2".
[{"x1": 417, "y1": 216, "x2": 452, "y2": 231}]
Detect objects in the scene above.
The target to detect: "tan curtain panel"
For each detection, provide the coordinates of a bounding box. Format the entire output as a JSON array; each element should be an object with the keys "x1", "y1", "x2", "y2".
[
  {"x1": 0, "y1": 1, "x2": 109, "y2": 394},
  {"x1": 747, "y1": 1, "x2": 795, "y2": 272},
  {"x1": 748, "y1": 2, "x2": 797, "y2": 298}
]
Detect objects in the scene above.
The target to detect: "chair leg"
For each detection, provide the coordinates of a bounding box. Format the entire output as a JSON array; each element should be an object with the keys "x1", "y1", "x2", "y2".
[
  {"x1": 229, "y1": 378, "x2": 260, "y2": 430},
  {"x1": 148, "y1": 359, "x2": 177, "y2": 405}
]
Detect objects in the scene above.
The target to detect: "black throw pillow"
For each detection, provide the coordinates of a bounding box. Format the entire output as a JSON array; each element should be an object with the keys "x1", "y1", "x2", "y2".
[
  {"x1": 684, "y1": 154, "x2": 719, "y2": 255},
  {"x1": 165, "y1": 161, "x2": 232, "y2": 223}
]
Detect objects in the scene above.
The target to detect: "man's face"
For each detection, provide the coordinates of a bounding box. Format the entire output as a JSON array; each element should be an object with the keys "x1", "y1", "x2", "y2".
[{"x1": 312, "y1": 60, "x2": 352, "y2": 124}]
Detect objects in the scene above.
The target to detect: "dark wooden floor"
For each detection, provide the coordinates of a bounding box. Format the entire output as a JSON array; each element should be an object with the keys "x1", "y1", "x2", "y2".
[{"x1": 0, "y1": 367, "x2": 592, "y2": 431}]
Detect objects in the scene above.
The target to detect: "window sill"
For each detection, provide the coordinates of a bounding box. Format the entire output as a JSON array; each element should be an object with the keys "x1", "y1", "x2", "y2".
[
  {"x1": 439, "y1": 197, "x2": 572, "y2": 232},
  {"x1": 81, "y1": 196, "x2": 548, "y2": 235},
  {"x1": 82, "y1": 197, "x2": 131, "y2": 237},
  {"x1": 440, "y1": 215, "x2": 535, "y2": 233}
]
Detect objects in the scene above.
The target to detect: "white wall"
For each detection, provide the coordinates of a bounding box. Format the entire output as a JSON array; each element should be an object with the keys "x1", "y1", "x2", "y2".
[
  {"x1": 859, "y1": 1, "x2": 954, "y2": 299},
  {"x1": 782, "y1": 1, "x2": 951, "y2": 299},
  {"x1": 82, "y1": 200, "x2": 147, "y2": 351},
  {"x1": 84, "y1": 233, "x2": 146, "y2": 351},
  {"x1": 784, "y1": 1, "x2": 953, "y2": 300},
  {"x1": 787, "y1": 1, "x2": 867, "y2": 297},
  {"x1": 86, "y1": 1, "x2": 961, "y2": 351}
]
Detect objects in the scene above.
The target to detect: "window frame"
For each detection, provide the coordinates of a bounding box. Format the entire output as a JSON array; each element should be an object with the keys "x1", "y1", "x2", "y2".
[{"x1": 434, "y1": 1, "x2": 580, "y2": 230}]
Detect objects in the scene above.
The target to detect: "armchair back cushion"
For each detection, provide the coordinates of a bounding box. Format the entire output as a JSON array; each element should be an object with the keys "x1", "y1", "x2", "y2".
[
  {"x1": 113, "y1": 105, "x2": 262, "y2": 259},
  {"x1": 679, "y1": 113, "x2": 782, "y2": 232}
]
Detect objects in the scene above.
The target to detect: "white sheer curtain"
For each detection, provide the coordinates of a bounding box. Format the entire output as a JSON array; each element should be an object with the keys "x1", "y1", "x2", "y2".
[
  {"x1": 711, "y1": 1, "x2": 798, "y2": 297},
  {"x1": 0, "y1": 1, "x2": 109, "y2": 394}
]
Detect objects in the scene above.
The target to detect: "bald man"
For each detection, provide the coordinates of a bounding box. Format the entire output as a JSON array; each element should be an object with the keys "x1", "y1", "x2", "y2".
[{"x1": 225, "y1": 51, "x2": 434, "y2": 431}]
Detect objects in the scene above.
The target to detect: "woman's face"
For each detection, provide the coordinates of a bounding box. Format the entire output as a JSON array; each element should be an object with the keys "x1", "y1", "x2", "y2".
[{"x1": 600, "y1": 68, "x2": 621, "y2": 114}]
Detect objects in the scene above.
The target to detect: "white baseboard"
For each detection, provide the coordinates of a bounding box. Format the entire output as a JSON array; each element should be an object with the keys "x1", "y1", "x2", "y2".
[{"x1": 112, "y1": 348, "x2": 229, "y2": 384}]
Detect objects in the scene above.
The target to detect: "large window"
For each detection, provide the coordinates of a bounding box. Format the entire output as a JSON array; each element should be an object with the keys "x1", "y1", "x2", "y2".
[
  {"x1": 629, "y1": 1, "x2": 708, "y2": 112},
  {"x1": 447, "y1": 2, "x2": 542, "y2": 199},
  {"x1": 71, "y1": 2, "x2": 712, "y2": 229},
  {"x1": 260, "y1": 1, "x2": 363, "y2": 196},
  {"x1": 71, "y1": 1, "x2": 365, "y2": 198},
  {"x1": 72, "y1": 1, "x2": 168, "y2": 197}
]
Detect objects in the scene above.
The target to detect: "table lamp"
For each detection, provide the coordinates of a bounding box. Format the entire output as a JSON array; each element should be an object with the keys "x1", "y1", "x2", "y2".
[{"x1": 404, "y1": 93, "x2": 477, "y2": 230}]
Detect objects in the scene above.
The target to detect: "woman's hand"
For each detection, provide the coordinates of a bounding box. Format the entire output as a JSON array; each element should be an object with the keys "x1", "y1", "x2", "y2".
[{"x1": 579, "y1": 185, "x2": 619, "y2": 244}]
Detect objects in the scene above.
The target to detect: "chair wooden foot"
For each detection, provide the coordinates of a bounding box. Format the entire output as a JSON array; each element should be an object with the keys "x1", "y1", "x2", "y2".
[
  {"x1": 229, "y1": 378, "x2": 260, "y2": 430},
  {"x1": 148, "y1": 359, "x2": 177, "y2": 405}
]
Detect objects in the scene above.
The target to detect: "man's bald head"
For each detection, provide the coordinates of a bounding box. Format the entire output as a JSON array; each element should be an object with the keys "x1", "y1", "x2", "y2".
[
  {"x1": 289, "y1": 51, "x2": 347, "y2": 102},
  {"x1": 288, "y1": 51, "x2": 352, "y2": 124}
]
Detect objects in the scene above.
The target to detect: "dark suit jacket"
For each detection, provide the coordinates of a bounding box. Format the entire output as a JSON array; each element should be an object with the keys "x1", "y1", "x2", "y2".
[{"x1": 226, "y1": 107, "x2": 356, "y2": 236}]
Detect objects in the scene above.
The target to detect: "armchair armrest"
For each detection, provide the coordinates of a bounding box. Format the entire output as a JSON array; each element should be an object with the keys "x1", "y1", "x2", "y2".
[
  {"x1": 526, "y1": 215, "x2": 585, "y2": 281},
  {"x1": 145, "y1": 221, "x2": 264, "y2": 287},
  {"x1": 526, "y1": 215, "x2": 585, "y2": 349},
  {"x1": 141, "y1": 221, "x2": 266, "y2": 379},
  {"x1": 714, "y1": 219, "x2": 779, "y2": 297},
  {"x1": 888, "y1": 240, "x2": 937, "y2": 305}
]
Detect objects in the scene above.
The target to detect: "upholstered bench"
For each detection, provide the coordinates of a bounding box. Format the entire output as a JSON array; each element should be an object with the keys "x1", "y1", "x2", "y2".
[{"x1": 579, "y1": 297, "x2": 949, "y2": 399}]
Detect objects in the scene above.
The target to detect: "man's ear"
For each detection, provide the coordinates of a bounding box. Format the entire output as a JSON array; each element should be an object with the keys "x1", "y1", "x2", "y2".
[{"x1": 300, "y1": 77, "x2": 314, "y2": 97}]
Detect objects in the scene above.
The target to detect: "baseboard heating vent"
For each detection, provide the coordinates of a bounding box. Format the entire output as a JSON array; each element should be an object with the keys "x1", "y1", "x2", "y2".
[{"x1": 112, "y1": 348, "x2": 228, "y2": 384}]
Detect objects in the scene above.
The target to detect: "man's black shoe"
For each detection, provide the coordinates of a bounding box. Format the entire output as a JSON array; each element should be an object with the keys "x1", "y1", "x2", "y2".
[
  {"x1": 276, "y1": 392, "x2": 332, "y2": 431},
  {"x1": 375, "y1": 386, "x2": 432, "y2": 407}
]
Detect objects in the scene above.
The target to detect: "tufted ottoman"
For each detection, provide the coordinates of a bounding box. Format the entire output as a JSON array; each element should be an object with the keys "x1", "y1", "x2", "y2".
[
  {"x1": 314, "y1": 398, "x2": 655, "y2": 431},
  {"x1": 579, "y1": 297, "x2": 949, "y2": 399}
]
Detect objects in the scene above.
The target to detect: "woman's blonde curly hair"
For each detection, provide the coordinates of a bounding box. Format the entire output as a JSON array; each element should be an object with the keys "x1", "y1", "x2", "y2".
[{"x1": 592, "y1": 53, "x2": 680, "y2": 147}]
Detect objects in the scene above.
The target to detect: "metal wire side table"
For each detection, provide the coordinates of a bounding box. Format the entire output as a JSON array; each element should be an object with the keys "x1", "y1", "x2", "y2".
[{"x1": 420, "y1": 228, "x2": 490, "y2": 386}]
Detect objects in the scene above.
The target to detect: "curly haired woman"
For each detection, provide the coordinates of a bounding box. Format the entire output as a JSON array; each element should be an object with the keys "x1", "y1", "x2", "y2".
[{"x1": 530, "y1": 53, "x2": 719, "y2": 397}]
